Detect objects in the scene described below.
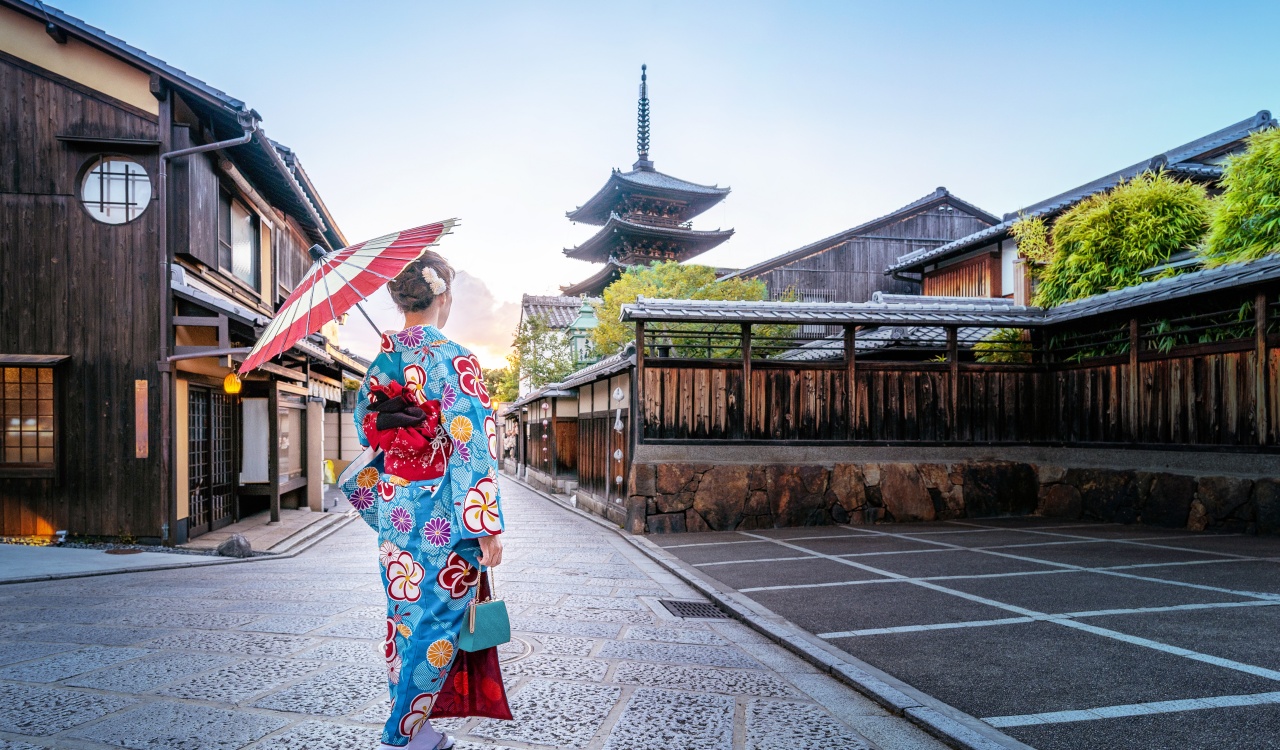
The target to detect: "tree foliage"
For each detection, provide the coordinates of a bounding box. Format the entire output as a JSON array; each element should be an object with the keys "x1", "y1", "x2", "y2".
[
  {"x1": 482, "y1": 365, "x2": 519, "y2": 405},
  {"x1": 1199, "y1": 127, "x2": 1280, "y2": 268},
  {"x1": 973, "y1": 328, "x2": 1033, "y2": 363},
  {"x1": 1034, "y1": 172, "x2": 1210, "y2": 307},
  {"x1": 591, "y1": 262, "x2": 773, "y2": 356},
  {"x1": 509, "y1": 315, "x2": 577, "y2": 390},
  {"x1": 1009, "y1": 215, "x2": 1052, "y2": 266}
]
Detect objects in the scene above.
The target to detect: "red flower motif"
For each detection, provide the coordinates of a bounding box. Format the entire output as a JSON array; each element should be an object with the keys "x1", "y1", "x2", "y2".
[
  {"x1": 385, "y1": 550, "x2": 425, "y2": 602},
  {"x1": 436, "y1": 551, "x2": 480, "y2": 599},
  {"x1": 452, "y1": 354, "x2": 491, "y2": 408},
  {"x1": 377, "y1": 480, "x2": 396, "y2": 502},
  {"x1": 462, "y1": 477, "x2": 501, "y2": 535},
  {"x1": 484, "y1": 415, "x2": 499, "y2": 459},
  {"x1": 380, "y1": 333, "x2": 396, "y2": 353},
  {"x1": 398, "y1": 692, "x2": 437, "y2": 739},
  {"x1": 403, "y1": 363, "x2": 428, "y2": 405}
]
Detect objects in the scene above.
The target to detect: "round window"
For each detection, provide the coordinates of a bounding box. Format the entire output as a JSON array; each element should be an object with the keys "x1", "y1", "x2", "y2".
[{"x1": 80, "y1": 156, "x2": 152, "y2": 224}]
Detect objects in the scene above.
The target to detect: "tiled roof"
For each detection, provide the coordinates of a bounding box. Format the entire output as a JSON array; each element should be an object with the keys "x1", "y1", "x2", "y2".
[
  {"x1": 625, "y1": 251, "x2": 1280, "y2": 328},
  {"x1": 561, "y1": 260, "x2": 628, "y2": 296},
  {"x1": 885, "y1": 111, "x2": 1276, "y2": 276},
  {"x1": 777, "y1": 326, "x2": 991, "y2": 361},
  {"x1": 563, "y1": 213, "x2": 734, "y2": 262},
  {"x1": 724, "y1": 187, "x2": 998, "y2": 280},
  {"x1": 560, "y1": 343, "x2": 636, "y2": 389},
  {"x1": 616, "y1": 169, "x2": 729, "y2": 195},
  {"x1": 567, "y1": 168, "x2": 730, "y2": 225},
  {"x1": 521, "y1": 294, "x2": 596, "y2": 329}
]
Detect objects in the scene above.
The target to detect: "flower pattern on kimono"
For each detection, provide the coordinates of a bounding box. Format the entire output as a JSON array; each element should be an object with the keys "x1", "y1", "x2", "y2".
[
  {"x1": 377, "y1": 480, "x2": 396, "y2": 502},
  {"x1": 387, "y1": 652, "x2": 402, "y2": 685},
  {"x1": 386, "y1": 550, "x2": 425, "y2": 602},
  {"x1": 380, "y1": 333, "x2": 396, "y2": 353},
  {"x1": 403, "y1": 363, "x2": 428, "y2": 406},
  {"x1": 356, "y1": 467, "x2": 380, "y2": 489},
  {"x1": 422, "y1": 517, "x2": 451, "y2": 547},
  {"x1": 452, "y1": 439, "x2": 471, "y2": 463},
  {"x1": 449, "y1": 416, "x2": 473, "y2": 442},
  {"x1": 452, "y1": 354, "x2": 491, "y2": 408},
  {"x1": 398, "y1": 693, "x2": 437, "y2": 739},
  {"x1": 484, "y1": 416, "x2": 499, "y2": 459},
  {"x1": 348, "y1": 486, "x2": 375, "y2": 511},
  {"x1": 378, "y1": 541, "x2": 400, "y2": 567},
  {"x1": 389, "y1": 504, "x2": 414, "y2": 534},
  {"x1": 439, "y1": 382, "x2": 457, "y2": 411},
  {"x1": 436, "y1": 551, "x2": 480, "y2": 599},
  {"x1": 395, "y1": 326, "x2": 425, "y2": 348},
  {"x1": 426, "y1": 638, "x2": 454, "y2": 669},
  {"x1": 462, "y1": 476, "x2": 502, "y2": 535}
]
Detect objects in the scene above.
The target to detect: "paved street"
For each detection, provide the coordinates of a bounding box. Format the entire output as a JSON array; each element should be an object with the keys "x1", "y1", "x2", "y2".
[
  {"x1": 0, "y1": 482, "x2": 942, "y2": 750},
  {"x1": 655, "y1": 518, "x2": 1280, "y2": 750}
]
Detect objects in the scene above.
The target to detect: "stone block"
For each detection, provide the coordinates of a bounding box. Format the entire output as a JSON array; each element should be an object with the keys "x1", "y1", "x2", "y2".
[
  {"x1": 685, "y1": 509, "x2": 712, "y2": 533},
  {"x1": 745, "y1": 490, "x2": 770, "y2": 516},
  {"x1": 626, "y1": 495, "x2": 648, "y2": 535},
  {"x1": 1037, "y1": 483, "x2": 1082, "y2": 519},
  {"x1": 1142, "y1": 473, "x2": 1197, "y2": 528},
  {"x1": 631, "y1": 463, "x2": 656, "y2": 497},
  {"x1": 1065, "y1": 468, "x2": 1141, "y2": 524},
  {"x1": 767, "y1": 466, "x2": 831, "y2": 526},
  {"x1": 963, "y1": 462, "x2": 1038, "y2": 517},
  {"x1": 1254, "y1": 479, "x2": 1280, "y2": 535},
  {"x1": 862, "y1": 464, "x2": 881, "y2": 487},
  {"x1": 1195, "y1": 476, "x2": 1255, "y2": 529},
  {"x1": 829, "y1": 464, "x2": 867, "y2": 513},
  {"x1": 879, "y1": 463, "x2": 934, "y2": 522},
  {"x1": 603, "y1": 688, "x2": 734, "y2": 750},
  {"x1": 655, "y1": 464, "x2": 695, "y2": 495},
  {"x1": 746, "y1": 699, "x2": 872, "y2": 750},
  {"x1": 646, "y1": 513, "x2": 686, "y2": 534},
  {"x1": 693, "y1": 465, "x2": 752, "y2": 530},
  {"x1": 612, "y1": 662, "x2": 797, "y2": 697},
  {"x1": 654, "y1": 492, "x2": 694, "y2": 514},
  {"x1": 1187, "y1": 500, "x2": 1209, "y2": 531},
  {"x1": 1037, "y1": 464, "x2": 1068, "y2": 485}
]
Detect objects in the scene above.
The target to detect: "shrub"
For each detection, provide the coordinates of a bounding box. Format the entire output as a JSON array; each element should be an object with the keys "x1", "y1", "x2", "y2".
[
  {"x1": 1034, "y1": 172, "x2": 1210, "y2": 307},
  {"x1": 1009, "y1": 215, "x2": 1052, "y2": 266},
  {"x1": 973, "y1": 328, "x2": 1033, "y2": 363},
  {"x1": 1200, "y1": 127, "x2": 1280, "y2": 267}
]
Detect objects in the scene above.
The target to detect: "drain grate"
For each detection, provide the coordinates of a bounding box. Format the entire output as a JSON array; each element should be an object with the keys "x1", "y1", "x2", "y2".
[{"x1": 658, "y1": 599, "x2": 729, "y2": 619}]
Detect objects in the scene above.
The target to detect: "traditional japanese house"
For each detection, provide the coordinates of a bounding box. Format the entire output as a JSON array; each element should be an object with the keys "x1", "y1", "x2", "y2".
[
  {"x1": 561, "y1": 66, "x2": 734, "y2": 296},
  {"x1": 885, "y1": 111, "x2": 1277, "y2": 302},
  {"x1": 0, "y1": 0, "x2": 362, "y2": 543},
  {"x1": 724, "y1": 187, "x2": 997, "y2": 304}
]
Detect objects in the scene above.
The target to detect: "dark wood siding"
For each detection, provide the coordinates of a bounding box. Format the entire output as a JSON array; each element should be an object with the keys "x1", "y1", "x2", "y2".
[
  {"x1": 754, "y1": 205, "x2": 995, "y2": 303},
  {"x1": 0, "y1": 55, "x2": 163, "y2": 537},
  {"x1": 168, "y1": 124, "x2": 219, "y2": 268}
]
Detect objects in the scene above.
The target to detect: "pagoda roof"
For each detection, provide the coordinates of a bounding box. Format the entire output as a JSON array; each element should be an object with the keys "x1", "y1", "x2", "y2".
[
  {"x1": 560, "y1": 260, "x2": 629, "y2": 297},
  {"x1": 567, "y1": 167, "x2": 731, "y2": 226},
  {"x1": 563, "y1": 214, "x2": 734, "y2": 263}
]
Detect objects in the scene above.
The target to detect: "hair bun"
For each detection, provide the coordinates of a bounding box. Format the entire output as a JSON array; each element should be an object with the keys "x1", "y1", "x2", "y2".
[{"x1": 421, "y1": 266, "x2": 448, "y2": 295}]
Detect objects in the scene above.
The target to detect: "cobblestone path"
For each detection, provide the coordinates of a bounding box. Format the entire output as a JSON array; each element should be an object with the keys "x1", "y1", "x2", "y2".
[{"x1": 0, "y1": 482, "x2": 944, "y2": 750}]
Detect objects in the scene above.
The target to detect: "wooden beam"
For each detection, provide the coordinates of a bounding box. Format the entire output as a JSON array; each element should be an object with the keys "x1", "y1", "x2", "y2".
[
  {"x1": 1257, "y1": 292, "x2": 1270, "y2": 446},
  {"x1": 741, "y1": 323, "x2": 753, "y2": 439},
  {"x1": 844, "y1": 325, "x2": 856, "y2": 440},
  {"x1": 634, "y1": 321, "x2": 645, "y2": 446},
  {"x1": 1129, "y1": 317, "x2": 1140, "y2": 440},
  {"x1": 268, "y1": 385, "x2": 280, "y2": 523},
  {"x1": 947, "y1": 326, "x2": 959, "y2": 440}
]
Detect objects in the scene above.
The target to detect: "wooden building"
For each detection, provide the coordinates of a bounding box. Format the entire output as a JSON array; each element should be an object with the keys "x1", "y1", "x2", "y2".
[
  {"x1": 724, "y1": 187, "x2": 997, "y2": 304},
  {"x1": 0, "y1": 0, "x2": 361, "y2": 543},
  {"x1": 886, "y1": 111, "x2": 1277, "y2": 302},
  {"x1": 561, "y1": 66, "x2": 733, "y2": 296}
]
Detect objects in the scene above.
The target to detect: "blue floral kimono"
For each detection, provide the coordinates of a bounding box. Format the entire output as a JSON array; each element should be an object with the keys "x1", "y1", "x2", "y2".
[{"x1": 340, "y1": 324, "x2": 505, "y2": 746}]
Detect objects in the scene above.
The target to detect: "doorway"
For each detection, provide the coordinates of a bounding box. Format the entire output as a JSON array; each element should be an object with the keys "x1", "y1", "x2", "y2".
[{"x1": 188, "y1": 386, "x2": 236, "y2": 538}]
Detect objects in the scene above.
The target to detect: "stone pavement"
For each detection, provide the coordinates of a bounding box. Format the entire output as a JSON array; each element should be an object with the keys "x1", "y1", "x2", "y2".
[
  {"x1": 0, "y1": 544, "x2": 236, "y2": 584},
  {"x1": 0, "y1": 480, "x2": 945, "y2": 750}
]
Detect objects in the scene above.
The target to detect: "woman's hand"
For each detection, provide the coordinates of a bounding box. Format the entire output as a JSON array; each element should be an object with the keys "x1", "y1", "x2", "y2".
[{"x1": 477, "y1": 534, "x2": 504, "y2": 567}]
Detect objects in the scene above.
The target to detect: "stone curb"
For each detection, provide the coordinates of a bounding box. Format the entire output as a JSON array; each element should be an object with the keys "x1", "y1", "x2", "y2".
[
  {"x1": 0, "y1": 512, "x2": 357, "y2": 586},
  {"x1": 505, "y1": 472, "x2": 1035, "y2": 750}
]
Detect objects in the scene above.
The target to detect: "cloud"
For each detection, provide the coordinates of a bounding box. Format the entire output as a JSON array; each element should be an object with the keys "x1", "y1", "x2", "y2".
[{"x1": 335, "y1": 271, "x2": 519, "y2": 370}]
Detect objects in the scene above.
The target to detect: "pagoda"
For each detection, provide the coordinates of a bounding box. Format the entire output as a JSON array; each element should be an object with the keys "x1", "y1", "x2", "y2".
[{"x1": 561, "y1": 65, "x2": 734, "y2": 296}]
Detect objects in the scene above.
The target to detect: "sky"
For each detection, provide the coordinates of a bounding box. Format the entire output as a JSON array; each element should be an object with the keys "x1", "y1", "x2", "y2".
[{"x1": 60, "y1": 0, "x2": 1280, "y2": 366}]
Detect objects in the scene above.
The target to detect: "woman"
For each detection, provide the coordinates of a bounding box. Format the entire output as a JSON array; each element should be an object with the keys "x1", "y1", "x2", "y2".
[{"x1": 343, "y1": 251, "x2": 507, "y2": 750}]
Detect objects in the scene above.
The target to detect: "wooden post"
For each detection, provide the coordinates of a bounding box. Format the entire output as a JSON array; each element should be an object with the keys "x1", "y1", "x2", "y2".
[
  {"x1": 741, "y1": 323, "x2": 752, "y2": 439},
  {"x1": 634, "y1": 321, "x2": 645, "y2": 447},
  {"x1": 268, "y1": 384, "x2": 280, "y2": 523},
  {"x1": 1257, "y1": 292, "x2": 1270, "y2": 446},
  {"x1": 844, "y1": 325, "x2": 856, "y2": 440},
  {"x1": 947, "y1": 326, "x2": 959, "y2": 440},
  {"x1": 1129, "y1": 318, "x2": 1140, "y2": 441}
]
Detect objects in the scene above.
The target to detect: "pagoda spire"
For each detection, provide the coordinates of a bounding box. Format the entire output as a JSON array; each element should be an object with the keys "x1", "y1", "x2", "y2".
[{"x1": 634, "y1": 64, "x2": 653, "y2": 171}]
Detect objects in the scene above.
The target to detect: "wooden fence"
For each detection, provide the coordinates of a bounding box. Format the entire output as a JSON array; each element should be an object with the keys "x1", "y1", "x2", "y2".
[{"x1": 636, "y1": 296, "x2": 1279, "y2": 450}]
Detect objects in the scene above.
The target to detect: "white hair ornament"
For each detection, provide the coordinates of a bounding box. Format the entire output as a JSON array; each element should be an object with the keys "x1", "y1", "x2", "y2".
[{"x1": 420, "y1": 266, "x2": 448, "y2": 296}]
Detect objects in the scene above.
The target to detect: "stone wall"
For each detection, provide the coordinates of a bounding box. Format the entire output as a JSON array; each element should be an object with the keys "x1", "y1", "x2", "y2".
[{"x1": 625, "y1": 460, "x2": 1280, "y2": 536}]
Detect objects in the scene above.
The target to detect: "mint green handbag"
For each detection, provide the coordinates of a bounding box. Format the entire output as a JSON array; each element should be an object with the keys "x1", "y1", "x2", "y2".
[{"x1": 457, "y1": 567, "x2": 511, "y2": 653}]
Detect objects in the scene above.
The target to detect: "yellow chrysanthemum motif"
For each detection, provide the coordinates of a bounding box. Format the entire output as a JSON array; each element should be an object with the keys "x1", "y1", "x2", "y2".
[
  {"x1": 356, "y1": 467, "x2": 380, "y2": 489},
  {"x1": 449, "y1": 416, "x2": 473, "y2": 442},
  {"x1": 426, "y1": 638, "x2": 454, "y2": 668}
]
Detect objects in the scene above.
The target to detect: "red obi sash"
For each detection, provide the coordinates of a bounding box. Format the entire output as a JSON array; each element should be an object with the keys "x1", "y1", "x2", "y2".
[{"x1": 362, "y1": 381, "x2": 453, "y2": 481}]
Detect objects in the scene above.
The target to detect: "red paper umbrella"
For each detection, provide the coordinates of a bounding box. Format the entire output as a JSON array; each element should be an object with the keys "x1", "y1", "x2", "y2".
[{"x1": 238, "y1": 220, "x2": 457, "y2": 375}]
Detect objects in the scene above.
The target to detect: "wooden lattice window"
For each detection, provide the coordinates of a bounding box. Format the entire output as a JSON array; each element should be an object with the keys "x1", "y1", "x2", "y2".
[{"x1": 1, "y1": 367, "x2": 55, "y2": 468}]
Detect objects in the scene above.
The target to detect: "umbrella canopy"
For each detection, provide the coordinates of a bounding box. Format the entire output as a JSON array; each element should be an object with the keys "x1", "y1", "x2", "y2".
[{"x1": 238, "y1": 219, "x2": 457, "y2": 375}]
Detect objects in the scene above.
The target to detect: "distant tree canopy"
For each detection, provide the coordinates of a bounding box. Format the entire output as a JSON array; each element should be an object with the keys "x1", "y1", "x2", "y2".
[
  {"x1": 1200, "y1": 128, "x2": 1280, "y2": 268},
  {"x1": 482, "y1": 365, "x2": 519, "y2": 405},
  {"x1": 591, "y1": 262, "x2": 772, "y2": 356},
  {"x1": 1034, "y1": 172, "x2": 1211, "y2": 307},
  {"x1": 508, "y1": 315, "x2": 577, "y2": 390}
]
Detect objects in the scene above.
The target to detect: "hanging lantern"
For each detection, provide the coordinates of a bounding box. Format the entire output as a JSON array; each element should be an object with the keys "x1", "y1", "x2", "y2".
[
  {"x1": 223, "y1": 372, "x2": 242, "y2": 395},
  {"x1": 613, "y1": 449, "x2": 623, "y2": 461}
]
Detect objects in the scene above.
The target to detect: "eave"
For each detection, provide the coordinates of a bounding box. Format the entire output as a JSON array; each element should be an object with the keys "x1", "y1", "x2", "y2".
[
  {"x1": 560, "y1": 260, "x2": 628, "y2": 297},
  {"x1": 563, "y1": 214, "x2": 734, "y2": 263},
  {"x1": 567, "y1": 169, "x2": 731, "y2": 226}
]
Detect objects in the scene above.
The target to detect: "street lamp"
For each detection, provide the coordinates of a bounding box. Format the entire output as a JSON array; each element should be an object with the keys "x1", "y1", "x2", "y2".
[{"x1": 223, "y1": 371, "x2": 242, "y2": 395}]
